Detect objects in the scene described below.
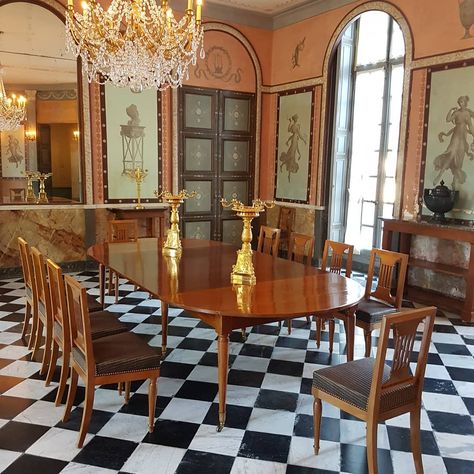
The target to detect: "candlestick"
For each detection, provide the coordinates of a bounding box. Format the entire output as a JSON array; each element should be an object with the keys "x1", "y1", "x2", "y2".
[
  {"x1": 36, "y1": 172, "x2": 53, "y2": 204},
  {"x1": 124, "y1": 167, "x2": 149, "y2": 209},
  {"x1": 22, "y1": 171, "x2": 39, "y2": 203}
]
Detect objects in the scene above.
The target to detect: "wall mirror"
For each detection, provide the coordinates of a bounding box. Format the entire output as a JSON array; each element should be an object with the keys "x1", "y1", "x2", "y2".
[{"x1": 0, "y1": 1, "x2": 82, "y2": 204}]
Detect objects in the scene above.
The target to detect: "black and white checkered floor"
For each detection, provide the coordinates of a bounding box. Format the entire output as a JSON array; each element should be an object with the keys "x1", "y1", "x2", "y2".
[{"x1": 0, "y1": 270, "x2": 473, "y2": 474}]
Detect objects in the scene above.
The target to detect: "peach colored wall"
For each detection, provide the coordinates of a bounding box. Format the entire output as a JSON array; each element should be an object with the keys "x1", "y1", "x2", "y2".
[{"x1": 36, "y1": 99, "x2": 78, "y2": 124}]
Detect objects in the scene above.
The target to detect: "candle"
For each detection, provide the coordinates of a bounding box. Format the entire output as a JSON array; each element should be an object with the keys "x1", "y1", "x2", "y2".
[
  {"x1": 187, "y1": 0, "x2": 193, "y2": 10},
  {"x1": 196, "y1": 0, "x2": 202, "y2": 22}
]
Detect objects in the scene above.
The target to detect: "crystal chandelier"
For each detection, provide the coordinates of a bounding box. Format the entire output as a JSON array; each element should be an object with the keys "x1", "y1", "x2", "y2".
[
  {"x1": 65, "y1": 0, "x2": 205, "y2": 92},
  {"x1": 0, "y1": 65, "x2": 26, "y2": 132}
]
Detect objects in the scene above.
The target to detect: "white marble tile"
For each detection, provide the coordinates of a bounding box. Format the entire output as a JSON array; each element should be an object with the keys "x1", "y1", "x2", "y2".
[
  {"x1": 391, "y1": 450, "x2": 448, "y2": 474},
  {"x1": 118, "y1": 313, "x2": 151, "y2": 324},
  {"x1": 187, "y1": 365, "x2": 218, "y2": 383},
  {"x1": 230, "y1": 457, "x2": 287, "y2": 474},
  {"x1": 4, "y1": 378, "x2": 57, "y2": 400},
  {"x1": 439, "y1": 353, "x2": 474, "y2": 369},
  {"x1": 288, "y1": 436, "x2": 340, "y2": 471},
  {"x1": 246, "y1": 333, "x2": 279, "y2": 347},
  {"x1": 0, "y1": 360, "x2": 42, "y2": 378},
  {"x1": 0, "y1": 419, "x2": 8, "y2": 430},
  {"x1": 131, "y1": 323, "x2": 161, "y2": 335},
  {"x1": 0, "y1": 321, "x2": 18, "y2": 331},
  {"x1": 434, "y1": 432, "x2": 474, "y2": 461},
  {"x1": 14, "y1": 400, "x2": 64, "y2": 426},
  {"x1": 98, "y1": 413, "x2": 150, "y2": 442},
  {"x1": 430, "y1": 333, "x2": 465, "y2": 344},
  {"x1": 88, "y1": 388, "x2": 127, "y2": 413},
  {"x1": 385, "y1": 409, "x2": 432, "y2": 430},
  {"x1": 271, "y1": 346, "x2": 307, "y2": 363},
  {"x1": 0, "y1": 311, "x2": 13, "y2": 319},
  {"x1": 121, "y1": 443, "x2": 186, "y2": 474},
  {"x1": 286, "y1": 328, "x2": 312, "y2": 339},
  {"x1": 26, "y1": 427, "x2": 92, "y2": 461},
  {"x1": 159, "y1": 397, "x2": 211, "y2": 424},
  {"x1": 188, "y1": 424, "x2": 245, "y2": 457},
  {"x1": 339, "y1": 419, "x2": 390, "y2": 449},
  {"x1": 422, "y1": 392, "x2": 470, "y2": 415},
  {"x1": 164, "y1": 348, "x2": 204, "y2": 365},
  {"x1": 148, "y1": 335, "x2": 183, "y2": 349},
  {"x1": 60, "y1": 462, "x2": 118, "y2": 473},
  {"x1": 222, "y1": 385, "x2": 260, "y2": 407},
  {"x1": 231, "y1": 355, "x2": 270, "y2": 373},
  {"x1": 104, "y1": 304, "x2": 136, "y2": 313},
  {"x1": 246, "y1": 408, "x2": 296, "y2": 436},
  {"x1": 0, "y1": 344, "x2": 31, "y2": 359},
  {"x1": 261, "y1": 373, "x2": 302, "y2": 393},
  {"x1": 0, "y1": 331, "x2": 22, "y2": 344},
  {"x1": 453, "y1": 380, "x2": 474, "y2": 398},
  {"x1": 169, "y1": 317, "x2": 200, "y2": 327},
  {"x1": 136, "y1": 377, "x2": 184, "y2": 398},
  {"x1": 420, "y1": 364, "x2": 452, "y2": 381},
  {"x1": 137, "y1": 299, "x2": 162, "y2": 308},
  {"x1": 0, "y1": 449, "x2": 21, "y2": 472},
  {"x1": 186, "y1": 327, "x2": 217, "y2": 340},
  {"x1": 454, "y1": 325, "x2": 474, "y2": 336}
]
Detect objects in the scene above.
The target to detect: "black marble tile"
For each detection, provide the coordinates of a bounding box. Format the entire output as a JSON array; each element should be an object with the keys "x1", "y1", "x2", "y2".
[
  {"x1": 175, "y1": 450, "x2": 235, "y2": 474},
  {"x1": 203, "y1": 403, "x2": 252, "y2": 431},
  {"x1": 177, "y1": 337, "x2": 213, "y2": 351},
  {"x1": 446, "y1": 366, "x2": 474, "y2": 383},
  {"x1": 3, "y1": 454, "x2": 67, "y2": 474},
  {"x1": 175, "y1": 380, "x2": 218, "y2": 402},
  {"x1": 0, "y1": 395, "x2": 35, "y2": 419},
  {"x1": 427, "y1": 411, "x2": 474, "y2": 435},
  {"x1": 160, "y1": 361, "x2": 195, "y2": 379},
  {"x1": 0, "y1": 421, "x2": 49, "y2": 451},
  {"x1": 386, "y1": 425, "x2": 440, "y2": 455},
  {"x1": 275, "y1": 337, "x2": 308, "y2": 350},
  {"x1": 267, "y1": 359, "x2": 304, "y2": 378},
  {"x1": 255, "y1": 389, "x2": 298, "y2": 412},
  {"x1": 286, "y1": 466, "x2": 338, "y2": 474},
  {"x1": 423, "y1": 378, "x2": 458, "y2": 395},
  {"x1": 227, "y1": 369, "x2": 265, "y2": 388},
  {"x1": 443, "y1": 457, "x2": 474, "y2": 474},
  {"x1": 340, "y1": 443, "x2": 393, "y2": 474},
  {"x1": 144, "y1": 419, "x2": 199, "y2": 449},
  {"x1": 239, "y1": 343, "x2": 274, "y2": 359},
  {"x1": 434, "y1": 343, "x2": 471, "y2": 356},
  {"x1": 119, "y1": 393, "x2": 171, "y2": 418},
  {"x1": 294, "y1": 413, "x2": 340, "y2": 442},
  {"x1": 238, "y1": 430, "x2": 291, "y2": 463},
  {"x1": 462, "y1": 397, "x2": 474, "y2": 416},
  {"x1": 56, "y1": 407, "x2": 115, "y2": 434}
]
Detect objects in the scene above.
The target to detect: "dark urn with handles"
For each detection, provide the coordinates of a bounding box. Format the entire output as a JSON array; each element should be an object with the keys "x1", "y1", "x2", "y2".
[{"x1": 424, "y1": 181, "x2": 458, "y2": 223}]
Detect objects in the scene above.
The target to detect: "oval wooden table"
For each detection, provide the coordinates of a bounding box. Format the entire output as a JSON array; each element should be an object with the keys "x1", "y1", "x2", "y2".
[{"x1": 89, "y1": 238, "x2": 364, "y2": 431}]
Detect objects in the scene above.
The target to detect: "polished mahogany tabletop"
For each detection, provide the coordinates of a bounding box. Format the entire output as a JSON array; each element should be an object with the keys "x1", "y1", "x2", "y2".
[{"x1": 88, "y1": 238, "x2": 364, "y2": 318}]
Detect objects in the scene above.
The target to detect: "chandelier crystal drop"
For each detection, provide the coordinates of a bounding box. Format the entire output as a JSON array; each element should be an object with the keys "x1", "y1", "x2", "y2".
[
  {"x1": 65, "y1": 0, "x2": 205, "y2": 92},
  {"x1": 0, "y1": 65, "x2": 26, "y2": 132}
]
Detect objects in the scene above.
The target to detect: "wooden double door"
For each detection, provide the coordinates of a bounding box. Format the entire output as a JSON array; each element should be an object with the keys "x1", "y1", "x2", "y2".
[{"x1": 179, "y1": 86, "x2": 255, "y2": 245}]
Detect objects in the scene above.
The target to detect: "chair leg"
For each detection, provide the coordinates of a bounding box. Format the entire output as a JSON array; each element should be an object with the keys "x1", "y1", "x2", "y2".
[
  {"x1": 55, "y1": 348, "x2": 70, "y2": 406},
  {"x1": 241, "y1": 328, "x2": 247, "y2": 342},
  {"x1": 364, "y1": 329, "x2": 372, "y2": 358},
  {"x1": 114, "y1": 273, "x2": 120, "y2": 303},
  {"x1": 21, "y1": 301, "x2": 31, "y2": 341},
  {"x1": 328, "y1": 319, "x2": 335, "y2": 354},
  {"x1": 28, "y1": 309, "x2": 38, "y2": 350},
  {"x1": 316, "y1": 317, "x2": 322, "y2": 348},
  {"x1": 118, "y1": 382, "x2": 123, "y2": 396},
  {"x1": 313, "y1": 397, "x2": 322, "y2": 454},
  {"x1": 410, "y1": 408, "x2": 424, "y2": 474},
  {"x1": 40, "y1": 319, "x2": 53, "y2": 376},
  {"x1": 287, "y1": 319, "x2": 292, "y2": 335},
  {"x1": 31, "y1": 319, "x2": 43, "y2": 361},
  {"x1": 366, "y1": 420, "x2": 378, "y2": 474},
  {"x1": 148, "y1": 378, "x2": 157, "y2": 432},
  {"x1": 45, "y1": 339, "x2": 59, "y2": 386},
  {"x1": 63, "y1": 368, "x2": 78, "y2": 422},
  {"x1": 78, "y1": 383, "x2": 95, "y2": 448},
  {"x1": 306, "y1": 316, "x2": 311, "y2": 325},
  {"x1": 124, "y1": 382, "x2": 131, "y2": 404},
  {"x1": 108, "y1": 268, "x2": 113, "y2": 295}
]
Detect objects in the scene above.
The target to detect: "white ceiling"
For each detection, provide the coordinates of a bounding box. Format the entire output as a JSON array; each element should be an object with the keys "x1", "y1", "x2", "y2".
[
  {"x1": 207, "y1": 0, "x2": 313, "y2": 15},
  {"x1": 0, "y1": 2, "x2": 76, "y2": 87}
]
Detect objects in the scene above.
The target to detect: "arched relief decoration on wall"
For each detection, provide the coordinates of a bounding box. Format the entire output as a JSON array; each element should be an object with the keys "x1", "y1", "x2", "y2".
[
  {"x1": 318, "y1": 1, "x2": 414, "y2": 214},
  {"x1": 172, "y1": 22, "x2": 262, "y2": 197},
  {"x1": 0, "y1": 0, "x2": 93, "y2": 204},
  {"x1": 194, "y1": 45, "x2": 243, "y2": 84}
]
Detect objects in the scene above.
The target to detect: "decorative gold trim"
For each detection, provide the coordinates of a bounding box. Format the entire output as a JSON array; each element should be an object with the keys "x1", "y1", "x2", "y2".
[
  {"x1": 81, "y1": 69, "x2": 93, "y2": 204},
  {"x1": 262, "y1": 76, "x2": 323, "y2": 94}
]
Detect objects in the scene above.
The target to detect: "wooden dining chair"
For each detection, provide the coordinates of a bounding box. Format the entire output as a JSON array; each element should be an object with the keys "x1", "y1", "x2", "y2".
[
  {"x1": 257, "y1": 225, "x2": 281, "y2": 257},
  {"x1": 106, "y1": 219, "x2": 139, "y2": 303},
  {"x1": 30, "y1": 247, "x2": 54, "y2": 376},
  {"x1": 17, "y1": 237, "x2": 38, "y2": 349},
  {"x1": 45, "y1": 259, "x2": 127, "y2": 404},
  {"x1": 63, "y1": 274, "x2": 161, "y2": 448},
  {"x1": 315, "y1": 240, "x2": 354, "y2": 353},
  {"x1": 286, "y1": 232, "x2": 315, "y2": 333},
  {"x1": 278, "y1": 206, "x2": 295, "y2": 253},
  {"x1": 313, "y1": 306, "x2": 436, "y2": 474},
  {"x1": 356, "y1": 248, "x2": 409, "y2": 357}
]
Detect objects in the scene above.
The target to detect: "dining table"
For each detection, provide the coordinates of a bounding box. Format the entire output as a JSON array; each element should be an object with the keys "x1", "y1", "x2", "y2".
[{"x1": 88, "y1": 238, "x2": 364, "y2": 431}]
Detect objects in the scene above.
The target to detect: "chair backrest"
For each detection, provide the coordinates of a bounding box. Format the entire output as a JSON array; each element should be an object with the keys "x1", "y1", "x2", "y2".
[
  {"x1": 18, "y1": 237, "x2": 35, "y2": 299},
  {"x1": 366, "y1": 248, "x2": 408, "y2": 309},
  {"x1": 288, "y1": 232, "x2": 314, "y2": 265},
  {"x1": 278, "y1": 207, "x2": 295, "y2": 233},
  {"x1": 320, "y1": 240, "x2": 354, "y2": 278},
  {"x1": 368, "y1": 307, "x2": 436, "y2": 412},
  {"x1": 108, "y1": 219, "x2": 138, "y2": 243},
  {"x1": 257, "y1": 225, "x2": 281, "y2": 257},
  {"x1": 64, "y1": 274, "x2": 94, "y2": 374},
  {"x1": 46, "y1": 259, "x2": 69, "y2": 342},
  {"x1": 31, "y1": 247, "x2": 52, "y2": 318}
]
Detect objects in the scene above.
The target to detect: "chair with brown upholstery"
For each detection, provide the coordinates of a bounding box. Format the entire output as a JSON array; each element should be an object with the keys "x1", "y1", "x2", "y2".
[
  {"x1": 257, "y1": 225, "x2": 281, "y2": 257},
  {"x1": 313, "y1": 306, "x2": 436, "y2": 474},
  {"x1": 17, "y1": 237, "x2": 37, "y2": 349},
  {"x1": 278, "y1": 206, "x2": 295, "y2": 253},
  {"x1": 356, "y1": 248, "x2": 409, "y2": 357},
  {"x1": 315, "y1": 240, "x2": 354, "y2": 353},
  {"x1": 106, "y1": 219, "x2": 139, "y2": 303},
  {"x1": 63, "y1": 274, "x2": 161, "y2": 448},
  {"x1": 45, "y1": 259, "x2": 127, "y2": 404},
  {"x1": 286, "y1": 232, "x2": 315, "y2": 333}
]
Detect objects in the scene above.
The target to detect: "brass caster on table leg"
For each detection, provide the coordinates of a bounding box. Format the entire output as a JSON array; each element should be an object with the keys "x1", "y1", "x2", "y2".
[
  {"x1": 217, "y1": 414, "x2": 226, "y2": 432},
  {"x1": 241, "y1": 328, "x2": 247, "y2": 342},
  {"x1": 161, "y1": 346, "x2": 167, "y2": 360}
]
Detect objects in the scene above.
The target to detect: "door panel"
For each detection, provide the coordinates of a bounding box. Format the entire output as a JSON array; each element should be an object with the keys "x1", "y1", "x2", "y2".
[
  {"x1": 184, "y1": 137, "x2": 213, "y2": 172},
  {"x1": 222, "y1": 139, "x2": 250, "y2": 173},
  {"x1": 222, "y1": 219, "x2": 243, "y2": 246},
  {"x1": 222, "y1": 180, "x2": 248, "y2": 204},
  {"x1": 183, "y1": 180, "x2": 213, "y2": 214},
  {"x1": 224, "y1": 97, "x2": 250, "y2": 132},
  {"x1": 184, "y1": 93, "x2": 214, "y2": 130},
  {"x1": 184, "y1": 220, "x2": 212, "y2": 240}
]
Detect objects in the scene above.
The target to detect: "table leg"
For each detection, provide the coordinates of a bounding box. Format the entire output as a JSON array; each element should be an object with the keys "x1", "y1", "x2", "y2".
[
  {"x1": 217, "y1": 331, "x2": 229, "y2": 432},
  {"x1": 345, "y1": 307, "x2": 356, "y2": 362},
  {"x1": 99, "y1": 264, "x2": 106, "y2": 309},
  {"x1": 161, "y1": 302, "x2": 168, "y2": 358}
]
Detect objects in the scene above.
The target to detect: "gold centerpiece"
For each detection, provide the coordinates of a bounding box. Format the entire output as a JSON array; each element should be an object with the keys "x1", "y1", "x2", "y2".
[
  {"x1": 125, "y1": 167, "x2": 148, "y2": 210},
  {"x1": 221, "y1": 197, "x2": 274, "y2": 285},
  {"x1": 22, "y1": 171, "x2": 39, "y2": 203},
  {"x1": 154, "y1": 189, "x2": 197, "y2": 257},
  {"x1": 36, "y1": 172, "x2": 53, "y2": 204}
]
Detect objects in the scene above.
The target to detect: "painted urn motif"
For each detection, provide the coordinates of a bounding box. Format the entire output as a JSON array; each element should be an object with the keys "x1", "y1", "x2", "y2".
[
  {"x1": 424, "y1": 181, "x2": 458, "y2": 223},
  {"x1": 459, "y1": 0, "x2": 474, "y2": 38}
]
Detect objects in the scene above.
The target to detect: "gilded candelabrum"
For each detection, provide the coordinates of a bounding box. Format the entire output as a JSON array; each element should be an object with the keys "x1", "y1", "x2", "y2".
[
  {"x1": 36, "y1": 172, "x2": 53, "y2": 204},
  {"x1": 125, "y1": 167, "x2": 148, "y2": 209},
  {"x1": 154, "y1": 189, "x2": 197, "y2": 257},
  {"x1": 22, "y1": 171, "x2": 39, "y2": 203},
  {"x1": 221, "y1": 197, "x2": 274, "y2": 285}
]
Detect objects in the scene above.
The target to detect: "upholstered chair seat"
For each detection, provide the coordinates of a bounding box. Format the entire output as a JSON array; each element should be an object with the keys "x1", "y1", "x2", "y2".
[{"x1": 355, "y1": 299, "x2": 398, "y2": 324}]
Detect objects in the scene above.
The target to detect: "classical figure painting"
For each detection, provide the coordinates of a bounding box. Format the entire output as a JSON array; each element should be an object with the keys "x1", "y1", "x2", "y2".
[
  {"x1": 0, "y1": 126, "x2": 25, "y2": 178},
  {"x1": 275, "y1": 89, "x2": 313, "y2": 203},
  {"x1": 102, "y1": 84, "x2": 161, "y2": 202},
  {"x1": 423, "y1": 63, "x2": 474, "y2": 221}
]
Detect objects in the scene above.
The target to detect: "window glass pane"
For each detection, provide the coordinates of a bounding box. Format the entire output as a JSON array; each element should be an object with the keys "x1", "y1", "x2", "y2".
[
  {"x1": 362, "y1": 176, "x2": 377, "y2": 201},
  {"x1": 360, "y1": 225, "x2": 374, "y2": 250},
  {"x1": 390, "y1": 20, "x2": 405, "y2": 59},
  {"x1": 356, "y1": 11, "x2": 389, "y2": 66},
  {"x1": 383, "y1": 177, "x2": 396, "y2": 203},
  {"x1": 362, "y1": 201, "x2": 375, "y2": 226},
  {"x1": 383, "y1": 203, "x2": 394, "y2": 218},
  {"x1": 386, "y1": 65, "x2": 404, "y2": 177}
]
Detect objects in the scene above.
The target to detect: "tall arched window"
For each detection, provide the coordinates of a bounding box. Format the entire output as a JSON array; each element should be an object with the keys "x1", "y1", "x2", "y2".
[{"x1": 328, "y1": 11, "x2": 405, "y2": 259}]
